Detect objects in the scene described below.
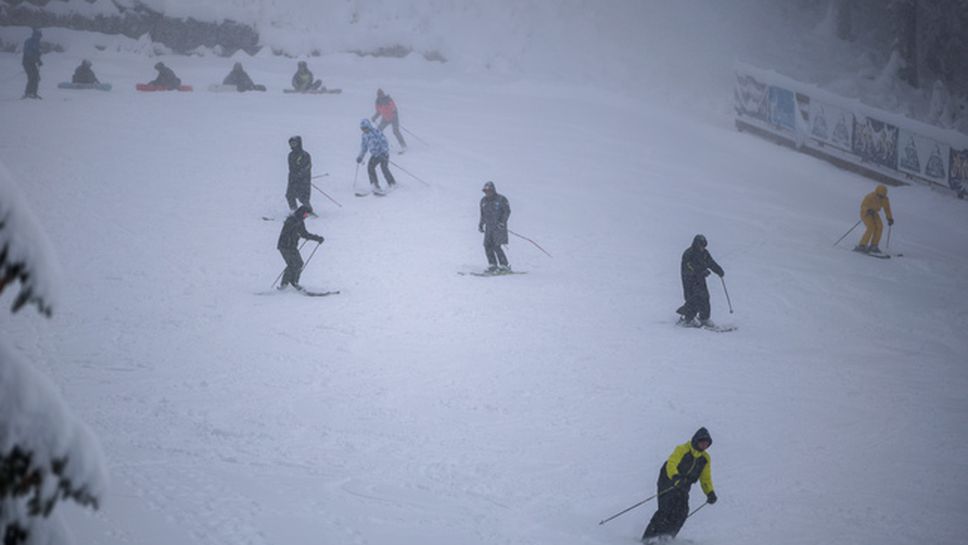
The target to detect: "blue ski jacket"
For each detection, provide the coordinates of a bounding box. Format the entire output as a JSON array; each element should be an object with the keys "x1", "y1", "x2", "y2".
[{"x1": 357, "y1": 119, "x2": 390, "y2": 161}]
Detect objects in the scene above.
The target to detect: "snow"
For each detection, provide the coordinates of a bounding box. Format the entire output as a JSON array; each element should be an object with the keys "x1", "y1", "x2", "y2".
[{"x1": 2, "y1": 16, "x2": 968, "y2": 545}]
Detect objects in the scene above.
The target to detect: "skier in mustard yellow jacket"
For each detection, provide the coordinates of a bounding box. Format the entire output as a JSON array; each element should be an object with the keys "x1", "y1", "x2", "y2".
[
  {"x1": 642, "y1": 428, "x2": 717, "y2": 542},
  {"x1": 855, "y1": 184, "x2": 894, "y2": 254}
]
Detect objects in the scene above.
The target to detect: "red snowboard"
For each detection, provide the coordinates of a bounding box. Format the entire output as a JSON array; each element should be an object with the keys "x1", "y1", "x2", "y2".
[{"x1": 136, "y1": 83, "x2": 193, "y2": 92}]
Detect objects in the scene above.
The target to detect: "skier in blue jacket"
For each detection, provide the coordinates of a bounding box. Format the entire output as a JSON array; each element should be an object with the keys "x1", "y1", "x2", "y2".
[
  {"x1": 356, "y1": 119, "x2": 397, "y2": 193},
  {"x1": 22, "y1": 28, "x2": 43, "y2": 99}
]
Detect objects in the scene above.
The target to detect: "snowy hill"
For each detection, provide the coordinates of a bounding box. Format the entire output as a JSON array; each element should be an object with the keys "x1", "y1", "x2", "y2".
[{"x1": 2, "y1": 14, "x2": 968, "y2": 545}]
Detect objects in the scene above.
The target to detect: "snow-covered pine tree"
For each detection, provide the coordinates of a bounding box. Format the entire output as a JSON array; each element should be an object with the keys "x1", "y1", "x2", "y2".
[{"x1": 1, "y1": 162, "x2": 107, "y2": 545}]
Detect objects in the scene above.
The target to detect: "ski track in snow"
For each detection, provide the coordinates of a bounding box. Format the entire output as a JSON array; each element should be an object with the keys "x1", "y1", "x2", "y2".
[{"x1": 2, "y1": 52, "x2": 967, "y2": 545}]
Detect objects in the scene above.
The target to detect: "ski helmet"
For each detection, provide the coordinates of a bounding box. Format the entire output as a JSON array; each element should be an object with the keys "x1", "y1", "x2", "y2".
[
  {"x1": 693, "y1": 234, "x2": 707, "y2": 249},
  {"x1": 482, "y1": 181, "x2": 496, "y2": 193},
  {"x1": 289, "y1": 135, "x2": 302, "y2": 149}
]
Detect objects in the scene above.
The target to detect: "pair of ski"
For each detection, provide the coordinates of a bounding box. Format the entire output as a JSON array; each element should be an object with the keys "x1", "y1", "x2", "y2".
[
  {"x1": 676, "y1": 318, "x2": 736, "y2": 333},
  {"x1": 457, "y1": 270, "x2": 527, "y2": 277},
  {"x1": 853, "y1": 249, "x2": 902, "y2": 259},
  {"x1": 256, "y1": 288, "x2": 339, "y2": 297},
  {"x1": 355, "y1": 185, "x2": 395, "y2": 198}
]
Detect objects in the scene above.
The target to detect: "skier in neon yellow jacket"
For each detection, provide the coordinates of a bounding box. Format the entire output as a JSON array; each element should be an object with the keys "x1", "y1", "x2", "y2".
[
  {"x1": 855, "y1": 184, "x2": 894, "y2": 254},
  {"x1": 642, "y1": 428, "x2": 717, "y2": 542}
]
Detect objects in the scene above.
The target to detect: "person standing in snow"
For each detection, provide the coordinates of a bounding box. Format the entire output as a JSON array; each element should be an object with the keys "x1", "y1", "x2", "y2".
[
  {"x1": 291, "y1": 61, "x2": 322, "y2": 92},
  {"x1": 287, "y1": 136, "x2": 312, "y2": 210},
  {"x1": 676, "y1": 234, "x2": 724, "y2": 328},
  {"x1": 22, "y1": 29, "x2": 43, "y2": 99},
  {"x1": 71, "y1": 60, "x2": 99, "y2": 85},
  {"x1": 149, "y1": 62, "x2": 181, "y2": 90},
  {"x1": 641, "y1": 428, "x2": 717, "y2": 543},
  {"x1": 356, "y1": 119, "x2": 397, "y2": 193},
  {"x1": 478, "y1": 181, "x2": 511, "y2": 273},
  {"x1": 370, "y1": 89, "x2": 407, "y2": 149},
  {"x1": 854, "y1": 184, "x2": 894, "y2": 255},
  {"x1": 277, "y1": 204, "x2": 324, "y2": 291}
]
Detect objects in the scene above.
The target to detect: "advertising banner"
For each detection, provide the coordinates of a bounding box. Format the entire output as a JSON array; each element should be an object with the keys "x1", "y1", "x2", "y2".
[
  {"x1": 897, "y1": 129, "x2": 950, "y2": 182},
  {"x1": 851, "y1": 116, "x2": 899, "y2": 171},
  {"x1": 806, "y1": 100, "x2": 853, "y2": 152},
  {"x1": 768, "y1": 86, "x2": 796, "y2": 133},
  {"x1": 950, "y1": 148, "x2": 968, "y2": 193},
  {"x1": 734, "y1": 73, "x2": 769, "y2": 123}
]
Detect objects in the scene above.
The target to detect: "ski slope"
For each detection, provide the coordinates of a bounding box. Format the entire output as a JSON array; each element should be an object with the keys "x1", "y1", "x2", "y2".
[{"x1": 2, "y1": 50, "x2": 967, "y2": 545}]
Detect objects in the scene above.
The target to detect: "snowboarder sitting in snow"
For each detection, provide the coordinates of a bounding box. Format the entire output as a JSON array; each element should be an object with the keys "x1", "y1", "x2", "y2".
[
  {"x1": 222, "y1": 62, "x2": 264, "y2": 92},
  {"x1": 854, "y1": 184, "x2": 894, "y2": 254},
  {"x1": 478, "y1": 181, "x2": 511, "y2": 273},
  {"x1": 291, "y1": 61, "x2": 323, "y2": 92},
  {"x1": 277, "y1": 204, "x2": 324, "y2": 291},
  {"x1": 149, "y1": 62, "x2": 181, "y2": 90},
  {"x1": 676, "y1": 234, "x2": 724, "y2": 328},
  {"x1": 641, "y1": 428, "x2": 717, "y2": 543},
  {"x1": 370, "y1": 88, "x2": 407, "y2": 149},
  {"x1": 287, "y1": 136, "x2": 312, "y2": 210},
  {"x1": 72, "y1": 59, "x2": 99, "y2": 85},
  {"x1": 356, "y1": 119, "x2": 397, "y2": 193}
]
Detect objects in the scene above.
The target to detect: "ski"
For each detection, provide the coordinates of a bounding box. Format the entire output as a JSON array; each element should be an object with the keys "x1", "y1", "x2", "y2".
[
  {"x1": 261, "y1": 216, "x2": 276, "y2": 221},
  {"x1": 703, "y1": 324, "x2": 737, "y2": 333},
  {"x1": 300, "y1": 290, "x2": 340, "y2": 297},
  {"x1": 458, "y1": 270, "x2": 527, "y2": 277},
  {"x1": 354, "y1": 192, "x2": 370, "y2": 197}
]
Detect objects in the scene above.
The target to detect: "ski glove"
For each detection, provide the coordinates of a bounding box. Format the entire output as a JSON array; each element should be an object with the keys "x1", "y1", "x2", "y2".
[
  {"x1": 312, "y1": 235, "x2": 324, "y2": 243},
  {"x1": 478, "y1": 224, "x2": 484, "y2": 233},
  {"x1": 887, "y1": 218, "x2": 894, "y2": 226},
  {"x1": 707, "y1": 491, "x2": 717, "y2": 505},
  {"x1": 356, "y1": 156, "x2": 363, "y2": 164}
]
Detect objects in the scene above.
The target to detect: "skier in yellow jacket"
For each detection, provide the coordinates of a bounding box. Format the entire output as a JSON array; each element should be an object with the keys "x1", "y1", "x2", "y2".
[
  {"x1": 855, "y1": 184, "x2": 894, "y2": 254},
  {"x1": 642, "y1": 428, "x2": 717, "y2": 542}
]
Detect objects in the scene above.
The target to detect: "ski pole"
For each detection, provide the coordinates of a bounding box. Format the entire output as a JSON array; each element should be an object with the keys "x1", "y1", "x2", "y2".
[
  {"x1": 887, "y1": 224, "x2": 892, "y2": 250},
  {"x1": 272, "y1": 239, "x2": 308, "y2": 288},
  {"x1": 720, "y1": 276, "x2": 734, "y2": 314},
  {"x1": 598, "y1": 487, "x2": 676, "y2": 525},
  {"x1": 687, "y1": 501, "x2": 708, "y2": 519},
  {"x1": 832, "y1": 219, "x2": 863, "y2": 247},
  {"x1": 508, "y1": 229, "x2": 553, "y2": 258},
  {"x1": 311, "y1": 173, "x2": 329, "y2": 180},
  {"x1": 302, "y1": 240, "x2": 323, "y2": 271},
  {"x1": 401, "y1": 125, "x2": 429, "y2": 146},
  {"x1": 311, "y1": 182, "x2": 343, "y2": 208},
  {"x1": 352, "y1": 163, "x2": 361, "y2": 193},
  {"x1": 388, "y1": 160, "x2": 431, "y2": 186}
]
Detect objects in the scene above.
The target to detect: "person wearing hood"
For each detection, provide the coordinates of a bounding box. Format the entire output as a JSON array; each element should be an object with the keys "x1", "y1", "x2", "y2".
[
  {"x1": 478, "y1": 181, "x2": 511, "y2": 273},
  {"x1": 641, "y1": 428, "x2": 717, "y2": 543},
  {"x1": 292, "y1": 61, "x2": 322, "y2": 92},
  {"x1": 149, "y1": 62, "x2": 182, "y2": 90},
  {"x1": 854, "y1": 184, "x2": 894, "y2": 254},
  {"x1": 277, "y1": 204, "x2": 324, "y2": 291},
  {"x1": 370, "y1": 89, "x2": 407, "y2": 149},
  {"x1": 22, "y1": 28, "x2": 43, "y2": 99},
  {"x1": 223, "y1": 62, "x2": 264, "y2": 92},
  {"x1": 72, "y1": 59, "x2": 99, "y2": 85},
  {"x1": 356, "y1": 119, "x2": 396, "y2": 193},
  {"x1": 287, "y1": 136, "x2": 312, "y2": 210},
  {"x1": 676, "y1": 234, "x2": 724, "y2": 328}
]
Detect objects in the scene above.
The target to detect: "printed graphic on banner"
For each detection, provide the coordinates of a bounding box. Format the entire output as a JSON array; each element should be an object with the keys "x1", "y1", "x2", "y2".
[
  {"x1": 852, "y1": 116, "x2": 899, "y2": 170},
  {"x1": 734, "y1": 73, "x2": 769, "y2": 123},
  {"x1": 768, "y1": 86, "x2": 796, "y2": 133},
  {"x1": 950, "y1": 148, "x2": 968, "y2": 193},
  {"x1": 807, "y1": 100, "x2": 853, "y2": 152},
  {"x1": 897, "y1": 129, "x2": 950, "y2": 182}
]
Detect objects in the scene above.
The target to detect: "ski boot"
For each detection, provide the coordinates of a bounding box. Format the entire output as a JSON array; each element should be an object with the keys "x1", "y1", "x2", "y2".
[
  {"x1": 485, "y1": 265, "x2": 499, "y2": 274},
  {"x1": 852, "y1": 244, "x2": 869, "y2": 253},
  {"x1": 498, "y1": 264, "x2": 512, "y2": 274},
  {"x1": 868, "y1": 245, "x2": 882, "y2": 254},
  {"x1": 700, "y1": 318, "x2": 717, "y2": 329}
]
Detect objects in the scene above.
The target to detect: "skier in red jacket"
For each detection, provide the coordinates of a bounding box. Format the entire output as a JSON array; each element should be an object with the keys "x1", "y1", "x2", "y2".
[{"x1": 370, "y1": 89, "x2": 407, "y2": 150}]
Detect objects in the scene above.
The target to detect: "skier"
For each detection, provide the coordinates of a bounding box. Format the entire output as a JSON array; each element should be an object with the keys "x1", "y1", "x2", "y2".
[
  {"x1": 356, "y1": 119, "x2": 397, "y2": 194},
  {"x1": 641, "y1": 428, "x2": 717, "y2": 543},
  {"x1": 149, "y1": 62, "x2": 182, "y2": 90},
  {"x1": 22, "y1": 28, "x2": 43, "y2": 99},
  {"x1": 71, "y1": 60, "x2": 99, "y2": 85},
  {"x1": 291, "y1": 61, "x2": 323, "y2": 92},
  {"x1": 675, "y1": 234, "x2": 724, "y2": 328},
  {"x1": 854, "y1": 184, "x2": 894, "y2": 254},
  {"x1": 370, "y1": 89, "x2": 407, "y2": 149},
  {"x1": 222, "y1": 62, "x2": 264, "y2": 92},
  {"x1": 287, "y1": 136, "x2": 312, "y2": 210},
  {"x1": 478, "y1": 181, "x2": 511, "y2": 273},
  {"x1": 277, "y1": 204, "x2": 324, "y2": 291}
]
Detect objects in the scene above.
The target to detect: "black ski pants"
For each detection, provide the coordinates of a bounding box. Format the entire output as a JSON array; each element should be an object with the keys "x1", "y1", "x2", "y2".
[
  {"x1": 286, "y1": 181, "x2": 310, "y2": 210},
  {"x1": 23, "y1": 61, "x2": 40, "y2": 97},
  {"x1": 279, "y1": 248, "x2": 304, "y2": 287},
  {"x1": 642, "y1": 487, "x2": 689, "y2": 541},
  {"x1": 677, "y1": 278, "x2": 710, "y2": 321},
  {"x1": 483, "y1": 229, "x2": 508, "y2": 267},
  {"x1": 378, "y1": 117, "x2": 407, "y2": 148},
  {"x1": 367, "y1": 154, "x2": 396, "y2": 188}
]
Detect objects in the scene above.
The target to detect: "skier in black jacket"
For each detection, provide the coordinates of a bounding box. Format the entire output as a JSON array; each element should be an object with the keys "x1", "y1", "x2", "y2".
[
  {"x1": 22, "y1": 28, "x2": 43, "y2": 99},
  {"x1": 287, "y1": 136, "x2": 312, "y2": 210},
  {"x1": 676, "y1": 234, "x2": 724, "y2": 327},
  {"x1": 277, "y1": 204, "x2": 324, "y2": 291},
  {"x1": 478, "y1": 181, "x2": 511, "y2": 273}
]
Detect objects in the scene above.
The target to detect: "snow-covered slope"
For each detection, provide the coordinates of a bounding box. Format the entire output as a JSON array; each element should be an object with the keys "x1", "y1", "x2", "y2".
[{"x1": 1, "y1": 45, "x2": 966, "y2": 545}]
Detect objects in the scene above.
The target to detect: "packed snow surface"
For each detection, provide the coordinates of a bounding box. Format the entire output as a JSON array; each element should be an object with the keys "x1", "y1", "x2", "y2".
[{"x1": 2, "y1": 47, "x2": 967, "y2": 545}]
